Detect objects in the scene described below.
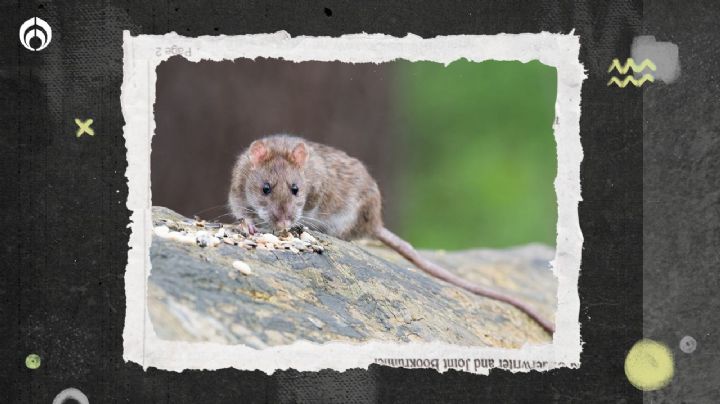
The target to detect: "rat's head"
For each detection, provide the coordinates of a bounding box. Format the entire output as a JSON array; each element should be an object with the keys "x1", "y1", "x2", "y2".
[{"x1": 243, "y1": 139, "x2": 310, "y2": 232}]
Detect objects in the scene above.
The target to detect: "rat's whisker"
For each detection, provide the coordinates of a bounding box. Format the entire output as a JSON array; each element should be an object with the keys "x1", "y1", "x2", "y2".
[
  {"x1": 210, "y1": 212, "x2": 235, "y2": 221},
  {"x1": 298, "y1": 221, "x2": 321, "y2": 232},
  {"x1": 310, "y1": 211, "x2": 333, "y2": 217},
  {"x1": 298, "y1": 215, "x2": 326, "y2": 226},
  {"x1": 192, "y1": 203, "x2": 230, "y2": 217},
  {"x1": 298, "y1": 216, "x2": 329, "y2": 233},
  {"x1": 297, "y1": 216, "x2": 319, "y2": 226},
  {"x1": 237, "y1": 207, "x2": 258, "y2": 214}
]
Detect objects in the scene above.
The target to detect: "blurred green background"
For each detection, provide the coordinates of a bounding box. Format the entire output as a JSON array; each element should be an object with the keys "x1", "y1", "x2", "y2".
[{"x1": 394, "y1": 60, "x2": 557, "y2": 250}]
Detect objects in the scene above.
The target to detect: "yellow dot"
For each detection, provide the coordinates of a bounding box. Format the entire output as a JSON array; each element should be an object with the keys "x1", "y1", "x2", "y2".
[
  {"x1": 625, "y1": 339, "x2": 674, "y2": 391},
  {"x1": 25, "y1": 353, "x2": 41, "y2": 370}
]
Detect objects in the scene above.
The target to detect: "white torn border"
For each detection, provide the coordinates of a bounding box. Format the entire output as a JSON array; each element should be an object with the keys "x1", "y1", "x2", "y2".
[{"x1": 121, "y1": 31, "x2": 585, "y2": 374}]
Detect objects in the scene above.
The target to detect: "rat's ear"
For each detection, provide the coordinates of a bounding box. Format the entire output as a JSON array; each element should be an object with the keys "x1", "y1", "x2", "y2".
[
  {"x1": 248, "y1": 140, "x2": 268, "y2": 168},
  {"x1": 291, "y1": 142, "x2": 309, "y2": 167}
]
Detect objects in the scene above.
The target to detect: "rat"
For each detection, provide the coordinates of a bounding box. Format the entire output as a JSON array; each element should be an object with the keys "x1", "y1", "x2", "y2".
[{"x1": 228, "y1": 134, "x2": 555, "y2": 334}]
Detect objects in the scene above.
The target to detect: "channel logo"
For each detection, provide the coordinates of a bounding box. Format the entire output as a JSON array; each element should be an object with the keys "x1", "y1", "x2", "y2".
[{"x1": 19, "y1": 17, "x2": 52, "y2": 52}]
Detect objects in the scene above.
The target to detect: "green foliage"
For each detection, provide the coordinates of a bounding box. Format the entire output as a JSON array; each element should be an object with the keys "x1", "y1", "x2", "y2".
[{"x1": 394, "y1": 59, "x2": 557, "y2": 249}]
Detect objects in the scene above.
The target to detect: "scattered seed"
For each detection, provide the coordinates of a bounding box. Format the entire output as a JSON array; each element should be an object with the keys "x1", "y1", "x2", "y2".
[
  {"x1": 308, "y1": 316, "x2": 325, "y2": 329},
  {"x1": 196, "y1": 231, "x2": 210, "y2": 247},
  {"x1": 169, "y1": 231, "x2": 196, "y2": 244},
  {"x1": 257, "y1": 233, "x2": 280, "y2": 244},
  {"x1": 232, "y1": 260, "x2": 252, "y2": 275},
  {"x1": 300, "y1": 232, "x2": 316, "y2": 243},
  {"x1": 160, "y1": 215, "x2": 324, "y2": 254},
  {"x1": 196, "y1": 231, "x2": 221, "y2": 247},
  {"x1": 153, "y1": 225, "x2": 170, "y2": 238}
]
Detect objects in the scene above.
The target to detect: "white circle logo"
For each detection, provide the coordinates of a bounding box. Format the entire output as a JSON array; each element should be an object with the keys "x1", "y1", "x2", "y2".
[{"x1": 19, "y1": 17, "x2": 52, "y2": 51}]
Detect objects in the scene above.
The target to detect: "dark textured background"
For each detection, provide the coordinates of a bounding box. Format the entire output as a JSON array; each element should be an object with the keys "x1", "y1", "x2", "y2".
[
  {"x1": 4, "y1": 0, "x2": 710, "y2": 402},
  {"x1": 642, "y1": 1, "x2": 720, "y2": 402}
]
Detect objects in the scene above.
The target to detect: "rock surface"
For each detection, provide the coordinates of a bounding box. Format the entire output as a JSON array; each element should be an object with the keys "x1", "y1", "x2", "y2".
[{"x1": 148, "y1": 207, "x2": 557, "y2": 349}]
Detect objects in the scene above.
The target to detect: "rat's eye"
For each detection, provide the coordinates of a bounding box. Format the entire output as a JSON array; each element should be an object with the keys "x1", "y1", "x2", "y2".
[
  {"x1": 262, "y1": 182, "x2": 272, "y2": 195},
  {"x1": 290, "y1": 184, "x2": 299, "y2": 196}
]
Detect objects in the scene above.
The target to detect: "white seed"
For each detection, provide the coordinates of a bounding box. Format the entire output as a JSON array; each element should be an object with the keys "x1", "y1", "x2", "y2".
[
  {"x1": 232, "y1": 260, "x2": 252, "y2": 275},
  {"x1": 308, "y1": 316, "x2": 325, "y2": 329},
  {"x1": 180, "y1": 234, "x2": 197, "y2": 244},
  {"x1": 169, "y1": 231, "x2": 196, "y2": 244},
  {"x1": 195, "y1": 232, "x2": 221, "y2": 247},
  {"x1": 300, "y1": 232, "x2": 316, "y2": 243},
  {"x1": 257, "y1": 233, "x2": 280, "y2": 244},
  {"x1": 195, "y1": 231, "x2": 211, "y2": 247},
  {"x1": 153, "y1": 225, "x2": 171, "y2": 238}
]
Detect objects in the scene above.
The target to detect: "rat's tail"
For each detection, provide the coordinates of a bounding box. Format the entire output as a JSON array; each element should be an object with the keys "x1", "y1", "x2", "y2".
[{"x1": 374, "y1": 227, "x2": 555, "y2": 334}]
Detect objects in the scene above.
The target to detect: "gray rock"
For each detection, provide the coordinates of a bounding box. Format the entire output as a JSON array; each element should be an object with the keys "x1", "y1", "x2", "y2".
[{"x1": 148, "y1": 206, "x2": 557, "y2": 348}]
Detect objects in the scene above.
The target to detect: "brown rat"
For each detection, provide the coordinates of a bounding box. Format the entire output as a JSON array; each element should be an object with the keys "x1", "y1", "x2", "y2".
[{"x1": 228, "y1": 134, "x2": 554, "y2": 334}]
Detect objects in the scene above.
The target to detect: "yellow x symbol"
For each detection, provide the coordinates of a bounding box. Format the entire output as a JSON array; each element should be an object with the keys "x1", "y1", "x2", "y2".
[{"x1": 75, "y1": 118, "x2": 94, "y2": 137}]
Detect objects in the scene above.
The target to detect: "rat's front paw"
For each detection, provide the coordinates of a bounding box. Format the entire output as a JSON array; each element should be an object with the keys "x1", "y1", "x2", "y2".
[
  {"x1": 247, "y1": 222, "x2": 257, "y2": 235},
  {"x1": 235, "y1": 217, "x2": 257, "y2": 236}
]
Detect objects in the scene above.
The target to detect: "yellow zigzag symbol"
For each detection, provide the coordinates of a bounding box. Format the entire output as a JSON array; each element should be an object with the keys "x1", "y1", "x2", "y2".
[
  {"x1": 608, "y1": 58, "x2": 657, "y2": 74},
  {"x1": 607, "y1": 74, "x2": 655, "y2": 88}
]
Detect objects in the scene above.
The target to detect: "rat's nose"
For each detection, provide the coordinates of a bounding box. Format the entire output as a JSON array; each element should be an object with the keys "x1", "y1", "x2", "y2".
[{"x1": 276, "y1": 219, "x2": 292, "y2": 230}]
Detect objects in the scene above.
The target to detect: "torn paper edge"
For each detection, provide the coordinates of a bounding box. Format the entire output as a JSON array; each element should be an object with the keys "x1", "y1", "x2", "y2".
[{"x1": 121, "y1": 31, "x2": 585, "y2": 374}]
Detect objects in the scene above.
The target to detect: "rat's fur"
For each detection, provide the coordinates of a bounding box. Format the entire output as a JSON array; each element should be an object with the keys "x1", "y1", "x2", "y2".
[{"x1": 229, "y1": 134, "x2": 554, "y2": 334}]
